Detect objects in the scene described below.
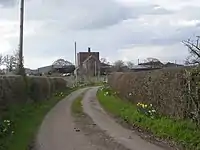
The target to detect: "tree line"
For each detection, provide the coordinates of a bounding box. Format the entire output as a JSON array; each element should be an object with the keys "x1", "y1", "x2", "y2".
[
  {"x1": 0, "y1": 50, "x2": 20, "y2": 74},
  {"x1": 102, "y1": 35, "x2": 200, "y2": 72},
  {"x1": 0, "y1": 35, "x2": 199, "y2": 75}
]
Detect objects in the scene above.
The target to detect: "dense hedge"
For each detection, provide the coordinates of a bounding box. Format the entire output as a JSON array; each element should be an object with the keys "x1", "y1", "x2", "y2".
[
  {"x1": 108, "y1": 67, "x2": 200, "y2": 124},
  {"x1": 0, "y1": 76, "x2": 66, "y2": 113}
]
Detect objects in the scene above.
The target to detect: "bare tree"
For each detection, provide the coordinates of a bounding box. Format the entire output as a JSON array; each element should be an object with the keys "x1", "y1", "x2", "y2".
[
  {"x1": 14, "y1": 49, "x2": 20, "y2": 71},
  {"x1": 113, "y1": 60, "x2": 125, "y2": 72},
  {"x1": 3, "y1": 54, "x2": 18, "y2": 72},
  {"x1": 100, "y1": 58, "x2": 110, "y2": 65},
  {"x1": 0, "y1": 54, "x2": 3, "y2": 74},
  {"x1": 0, "y1": 54, "x2": 3, "y2": 66},
  {"x1": 126, "y1": 61, "x2": 134, "y2": 69},
  {"x1": 182, "y1": 36, "x2": 200, "y2": 65}
]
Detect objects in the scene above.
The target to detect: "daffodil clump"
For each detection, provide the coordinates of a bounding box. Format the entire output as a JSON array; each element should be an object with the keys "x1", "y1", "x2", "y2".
[
  {"x1": 59, "y1": 92, "x2": 64, "y2": 97},
  {"x1": 0, "y1": 119, "x2": 14, "y2": 138},
  {"x1": 55, "y1": 92, "x2": 64, "y2": 97},
  {"x1": 104, "y1": 91, "x2": 110, "y2": 96},
  {"x1": 137, "y1": 102, "x2": 157, "y2": 118},
  {"x1": 100, "y1": 85, "x2": 113, "y2": 96}
]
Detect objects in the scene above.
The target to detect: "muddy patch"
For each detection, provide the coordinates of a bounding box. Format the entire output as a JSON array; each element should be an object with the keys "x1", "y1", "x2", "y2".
[{"x1": 72, "y1": 112, "x2": 130, "y2": 150}]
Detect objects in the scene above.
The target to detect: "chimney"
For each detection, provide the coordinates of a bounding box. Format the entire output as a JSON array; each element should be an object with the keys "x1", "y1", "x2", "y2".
[{"x1": 88, "y1": 47, "x2": 91, "y2": 53}]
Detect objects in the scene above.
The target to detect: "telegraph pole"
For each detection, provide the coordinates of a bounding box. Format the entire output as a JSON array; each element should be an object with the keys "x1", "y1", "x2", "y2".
[
  {"x1": 94, "y1": 61, "x2": 97, "y2": 76},
  {"x1": 74, "y1": 42, "x2": 77, "y2": 66},
  {"x1": 18, "y1": 0, "x2": 25, "y2": 75},
  {"x1": 74, "y1": 42, "x2": 78, "y2": 84}
]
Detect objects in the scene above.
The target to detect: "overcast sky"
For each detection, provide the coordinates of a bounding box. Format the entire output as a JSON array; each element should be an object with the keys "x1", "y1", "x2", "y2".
[{"x1": 0, "y1": 0, "x2": 200, "y2": 69}]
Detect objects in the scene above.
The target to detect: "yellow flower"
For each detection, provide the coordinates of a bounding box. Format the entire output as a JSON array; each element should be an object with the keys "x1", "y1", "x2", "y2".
[{"x1": 144, "y1": 104, "x2": 147, "y2": 108}]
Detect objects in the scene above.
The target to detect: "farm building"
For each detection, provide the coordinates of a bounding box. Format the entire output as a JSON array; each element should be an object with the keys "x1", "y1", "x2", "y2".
[
  {"x1": 75, "y1": 47, "x2": 112, "y2": 76},
  {"x1": 26, "y1": 59, "x2": 75, "y2": 75}
]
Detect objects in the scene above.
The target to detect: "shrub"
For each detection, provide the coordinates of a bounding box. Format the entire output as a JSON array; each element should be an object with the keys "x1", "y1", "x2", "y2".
[
  {"x1": 0, "y1": 75, "x2": 68, "y2": 150},
  {"x1": 108, "y1": 67, "x2": 200, "y2": 125},
  {"x1": 0, "y1": 76, "x2": 67, "y2": 114},
  {"x1": 27, "y1": 77, "x2": 50, "y2": 102},
  {"x1": 0, "y1": 76, "x2": 27, "y2": 114}
]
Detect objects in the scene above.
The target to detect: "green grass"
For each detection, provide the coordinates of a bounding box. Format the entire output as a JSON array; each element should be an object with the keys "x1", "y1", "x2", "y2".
[
  {"x1": 97, "y1": 89, "x2": 200, "y2": 150},
  {"x1": 0, "y1": 88, "x2": 76, "y2": 150},
  {"x1": 71, "y1": 94, "x2": 84, "y2": 116}
]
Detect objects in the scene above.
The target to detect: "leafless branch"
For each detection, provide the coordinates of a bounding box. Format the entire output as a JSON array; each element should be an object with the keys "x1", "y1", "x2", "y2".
[
  {"x1": 0, "y1": 54, "x2": 3, "y2": 66},
  {"x1": 182, "y1": 37, "x2": 200, "y2": 64}
]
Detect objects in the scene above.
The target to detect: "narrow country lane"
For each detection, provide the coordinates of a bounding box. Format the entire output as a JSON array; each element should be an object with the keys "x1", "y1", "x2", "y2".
[
  {"x1": 36, "y1": 87, "x2": 171, "y2": 150},
  {"x1": 36, "y1": 87, "x2": 126, "y2": 150},
  {"x1": 36, "y1": 88, "x2": 95, "y2": 150}
]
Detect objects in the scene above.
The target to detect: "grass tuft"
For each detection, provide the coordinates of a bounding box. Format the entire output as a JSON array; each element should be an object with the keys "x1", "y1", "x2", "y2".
[{"x1": 71, "y1": 94, "x2": 84, "y2": 116}]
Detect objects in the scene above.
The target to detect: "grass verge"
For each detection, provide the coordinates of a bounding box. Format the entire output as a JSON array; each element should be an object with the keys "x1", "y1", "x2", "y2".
[
  {"x1": 71, "y1": 94, "x2": 84, "y2": 116},
  {"x1": 0, "y1": 87, "x2": 76, "y2": 150},
  {"x1": 97, "y1": 89, "x2": 200, "y2": 150}
]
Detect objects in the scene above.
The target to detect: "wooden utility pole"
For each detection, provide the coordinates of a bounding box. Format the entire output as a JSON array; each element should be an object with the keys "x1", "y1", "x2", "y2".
[
  {"x1": 75, "y1": 42, "x2": 77, "y2": 66},
  {"x1": 94, "y1": 61, "x2": 96, "y2": 76},
  {"x1": 18, "y1": 0, "x2": 25, "y2": 75},
  {"x1": 74, "y1": 42, "x2": 78, "y2": 84},
  {"x1": 94, "y1": 60, "x2": 97, "y2": 82}
]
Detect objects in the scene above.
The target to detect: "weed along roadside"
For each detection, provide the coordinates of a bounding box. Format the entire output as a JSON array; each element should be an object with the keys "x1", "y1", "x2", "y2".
[
  {"x1": 97, "y1": 85, "x2": 200, "y2": 150},
  {"x1": 71, "y1": 93, "x2": 85, "y2": 116},
  {"x1": 0, "y1": 87, "x2": 76, "y2": 150},
  {"x1": 0, "y1": 74, "x2": 102, "y2": 150}
]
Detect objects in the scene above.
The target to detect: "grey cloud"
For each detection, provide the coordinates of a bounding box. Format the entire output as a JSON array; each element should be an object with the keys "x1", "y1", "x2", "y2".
[
  {"x1": 23, "y1": 0, "x2": 172, "y2": 30},
  {"x1": 196, "y1": 23, "x2": 200, "y2": 27},
  {"x1": 1, "y1": 0, "x2": 199, "y2": 68},
  {"x1": 0, "y1": 0, "x2": 17, "y2": 7},
  {"x1": 109, "y1": 17, "x2": 200, "y2": 47},
  {"x1": 175, "y1": 6, "x2": 200, "y2": 20},
  {"x1": 20, "y1": 3, "x2": 200, "y2": 61},
  {"x1": 67, "y1": 4, "x2": 172, "y2": 30},
  {"x1": 0, "y1": 0, "x2": 32, "y2": 7},
  {"x1": 129, "y1": 4, "x2": 173, "y2": 16},
  {"x1": 82, "y1": 4, "x2": 173, "y2": 30},
  {"x1": 144, "y1": 27, "x2": 200, "y2": 46},
  {"x1": 24, "y1": 0, "x2": 132, "y2": 30}
]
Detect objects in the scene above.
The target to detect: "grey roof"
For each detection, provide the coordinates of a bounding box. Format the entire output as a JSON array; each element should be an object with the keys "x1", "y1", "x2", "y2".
[
  {"x1": 131, "y1": 65, "x2": 150, "y2": 69},
  {"x1": 52, "y1": 59, "x2": 73, "y2": 67}
]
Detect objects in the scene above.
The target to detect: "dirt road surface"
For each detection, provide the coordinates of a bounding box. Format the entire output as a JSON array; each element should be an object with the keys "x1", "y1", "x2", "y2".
[
  {"x1": 36, "y1": 87, "x2": 170, "y2": 150},
  {"x1": 36, "y1": 88, "x2": 93, "y2": 150}
]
